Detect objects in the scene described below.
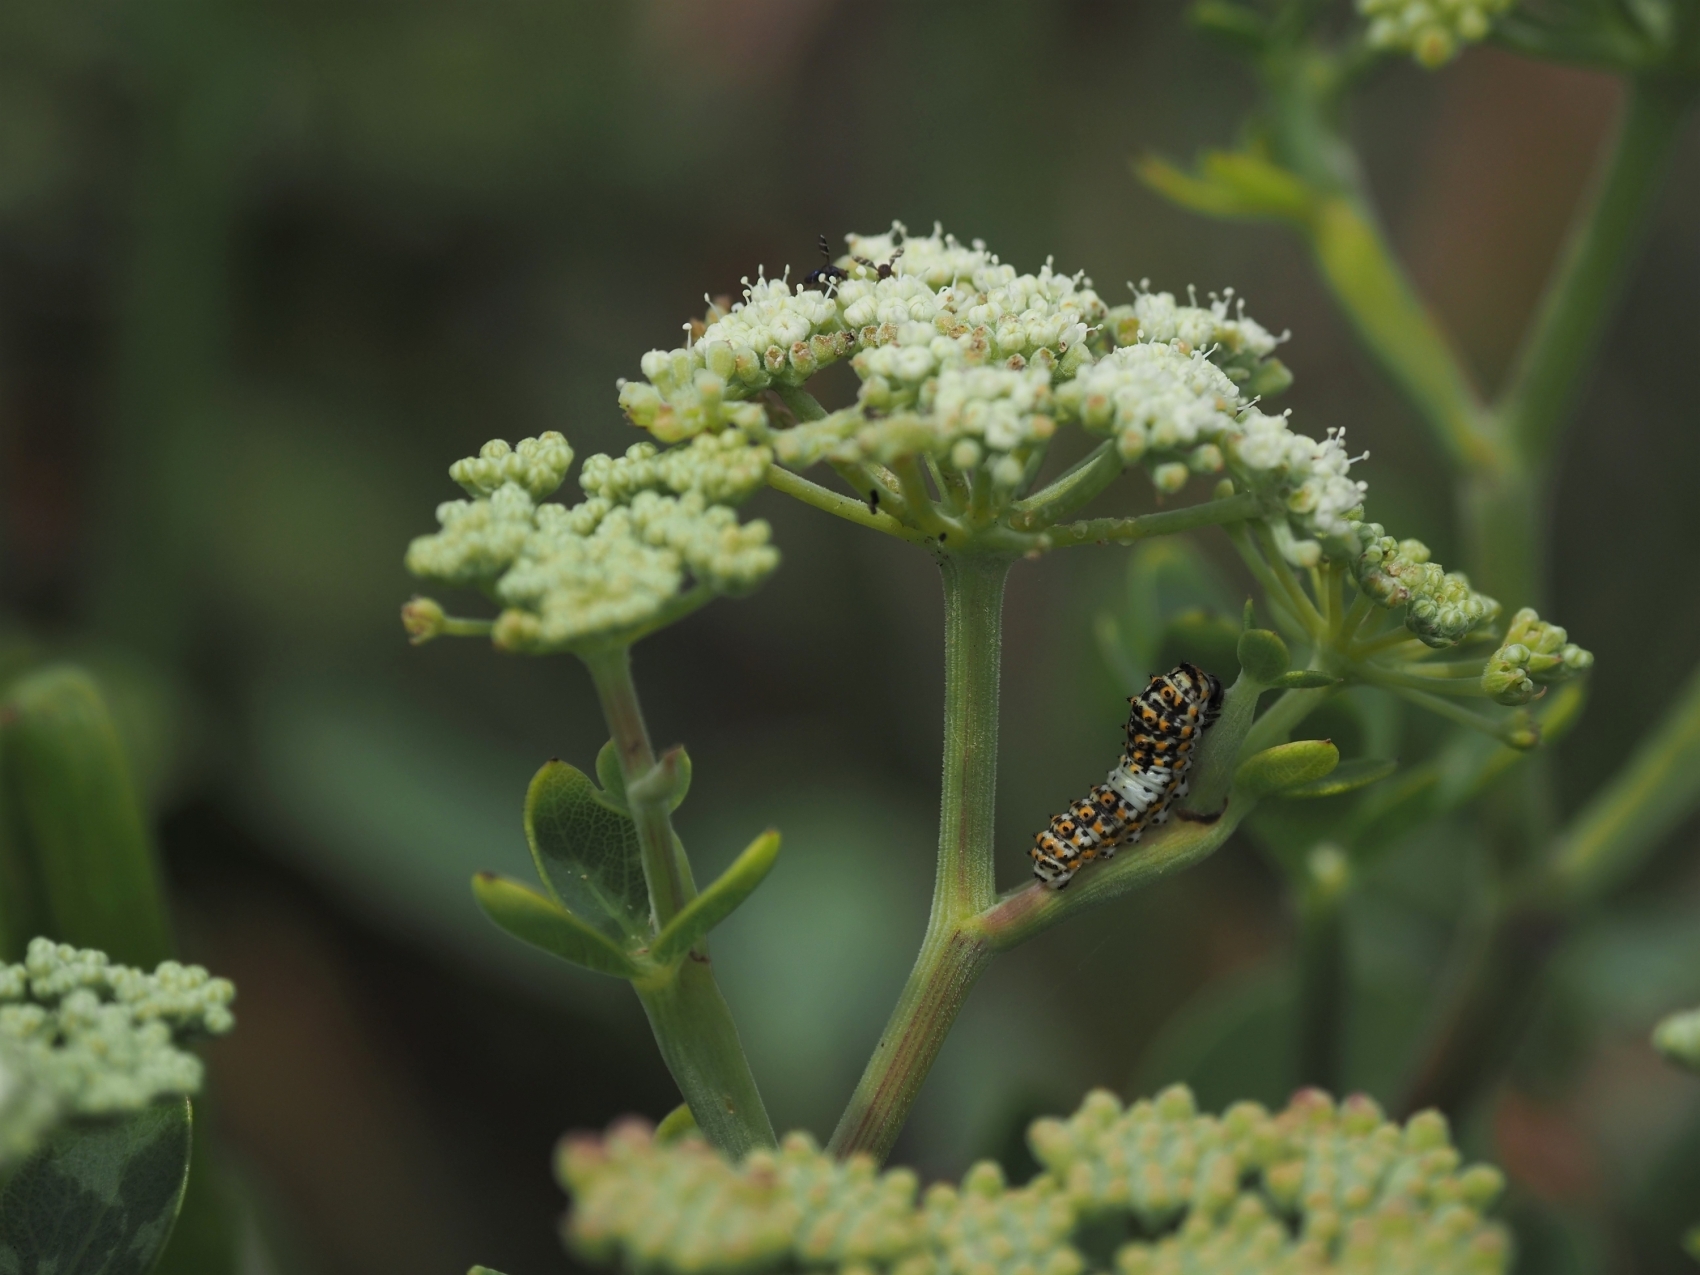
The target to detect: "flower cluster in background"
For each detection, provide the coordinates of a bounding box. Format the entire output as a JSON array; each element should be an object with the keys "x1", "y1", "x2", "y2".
[
  {"x1": 559, "y1": 1086, "x2": 1510, "y2": 1275},
  {"x1": 1358, "y1": 0, "x2": 1515, "y2": 67},
  {"x1": 0, "y1": 938, "x2": 235, "y2": 1163}
]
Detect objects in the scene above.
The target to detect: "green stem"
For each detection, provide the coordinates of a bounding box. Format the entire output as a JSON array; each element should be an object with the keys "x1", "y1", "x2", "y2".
[
  {"x1": 1295, "y1": 853, "x2": 1349, "y2": 1093},
  {"x1": 1303, "y1": 194, "x2": 1495, "y2": 473},
  {"x1": 827, "y1": 554, "x2": 1009, "y2": 1160},
  {"x1": 1239, "y1": 684, "x2": 1336, "y2": 759},
  {"x1": 1041, "y1": 492, "x2": 1260, "y2": 548},
  {"x1": 1008, "y1": 441, "x2": 1126, "y2": 529},
  {"x1": 584, "y1": 646, "x2": 692, "y2": 925},
  {"x1": 581, "y1": 646, "x2": 775, "y2": 1154},
  {"x1": 767, "y1": 466, "x2": 931, "y2": 544},
  {"x1": 636, "y1": 961, "x2": 777, "y2": 1157},
  {"x1": 1498, "y1": 79, "x2": 1694, "y2": 469}
]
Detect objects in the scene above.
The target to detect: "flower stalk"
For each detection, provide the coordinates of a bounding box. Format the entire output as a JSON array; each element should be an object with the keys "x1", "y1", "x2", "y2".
[{"x1": 582, "y1": 645, "x2": 775, "y2": 1154}]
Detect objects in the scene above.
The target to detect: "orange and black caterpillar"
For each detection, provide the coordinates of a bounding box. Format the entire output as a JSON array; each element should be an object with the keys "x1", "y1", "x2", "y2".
[{"x1": 1030, "y1": 662, "x2": 1224, "y2": 889}]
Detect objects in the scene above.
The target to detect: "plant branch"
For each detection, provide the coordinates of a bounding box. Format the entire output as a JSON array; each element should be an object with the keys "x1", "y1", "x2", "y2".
[
  {"x1": 827, "y1": 554, "x2": 1009, "y2": 1160},
  {"x1": 767, "y1": 466, "x2": 932, "y2": 544},
  {"x1": 1302, "y1": 194, "x2": 1496, "y2": 473},
  {"x1": 581, "y1": 645, "x2": 775, "y2": 1154},
  {"x1": 1498, "y1": 79, "x2": 1695, "y2": 468},
  {"x1": 1040, "y1": 492, "x2": 1261, "y2": 548},
  {"x1": 1008, "y1": 441, "x2": 1126, "y2": 530}
]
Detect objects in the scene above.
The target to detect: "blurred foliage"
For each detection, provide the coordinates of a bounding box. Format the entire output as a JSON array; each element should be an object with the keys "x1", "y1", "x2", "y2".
[{"x1": 0, "y1": 0, "x2": 1697, "y2": 1271}]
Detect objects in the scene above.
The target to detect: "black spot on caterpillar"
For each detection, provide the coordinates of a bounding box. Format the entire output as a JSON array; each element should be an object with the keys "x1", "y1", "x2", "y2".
[{"x1": 1030, "y1": 662, "x2": 1224, "y2": 889}]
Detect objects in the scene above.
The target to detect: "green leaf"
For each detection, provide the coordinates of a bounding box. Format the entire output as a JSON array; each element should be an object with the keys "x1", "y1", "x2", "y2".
[
  {"x1": 524, "y1": 759, "x2": 648, "y2": 943},
  {"x1": 472, "y1": 873, "x2": 642, "y2": 979},
  {"x1": 595, "y1": 740, "x2": 629, "y2": 811},
  {"x1": 1236, "y1": 628, "x2": 1290, "y2": 683},
  {"x1": 654, "y1": 1103, "x2": 699, "y2": 1143},
  {"x1": 0, "y1": 666, "x2": 174, "y2": 967},
  {"x1": 1188, "y1": 0, "x2": 1270, "y2": 54},
  {"x1": 469, "y1": 1268, "x2": 511, "y2": 1275},
  {"x1": 0, "y1": 1097, "x2": 192, "y2": 1275},
  {"x1": 651, "y1": 831, "x2": 781, "y2": 966},
  {"x1": 1235, "y1": 739, "x2": 1340, "y2": 800},
  {"x1": 628, "y1": 745, "x2": 692, "y2": 812},
  {"x1": 1276, "y1": 757, "x2": 1398, "y2": 800}
]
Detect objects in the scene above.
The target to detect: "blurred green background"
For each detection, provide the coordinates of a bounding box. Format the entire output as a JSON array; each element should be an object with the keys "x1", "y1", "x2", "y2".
[{"x1": 2, "y1": 1, "x2": 1698, "y2": 1271}]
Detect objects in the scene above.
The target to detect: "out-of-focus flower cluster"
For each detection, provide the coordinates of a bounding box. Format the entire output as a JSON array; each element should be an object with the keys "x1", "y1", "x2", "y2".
[
  {"x1": 556, "y1": 1085, "x2": 1509, "y2": 1275},
  {"x1": 1358, "y1": 0, "x2": 1513, "y2": 67},
  {"x1": 1654, "y1": 1006, "x2": 1700, "y2": 1075},
  {"x1": 0, "y1": 938, "x2": 235, "y2": 1163},
  {"x1": 406, "y1": 431, "x2": 778, "y2": 654}
]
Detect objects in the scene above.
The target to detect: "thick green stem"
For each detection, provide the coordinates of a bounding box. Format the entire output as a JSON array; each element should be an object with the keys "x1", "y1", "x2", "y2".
[
  {"x1": 635, "y1": 961, "x2": 777, "y2": 1157},
  {"x1": 1498, "y1": 80, "x2": 1694, "y2": 470},
  {"x1": 1295, "y1": 849, "x2": 1350, "y2": 1093},
  {"x1": 1304, "y1": 195, "x2": 1495, "y2": 472},
  {"x1": 930, "y1": 556, "x2": 1008, "y2": 923},
  {"x1": 581, "y1": 646, "x2": 775, "y2": 1154},
  {"x1": 827, "y1": 554, "x2": 1009, "y2": 1160}
]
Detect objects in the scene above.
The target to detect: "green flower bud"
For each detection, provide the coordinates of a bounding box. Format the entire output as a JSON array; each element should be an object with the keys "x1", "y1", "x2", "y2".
[
  {"x1": 1236, "y1": 627, "x2": 1290, "y2": 683},
  {"x1": 1481, "y1": 609, "x2": 1593, "y2": 704},
  {"x1": 1346, "y1": 523, "x2": 1500, "y2": 648},
  {"x1": 1654, "y1": 1007, "x2": 1700, "y2": 1075},
  {"x1": 449, "y1": 432, "x2": 574, "y2": 500},
  {"x1": 401, "y1": 596, "x2": 447, "y2": 645},
  {"x1": 1151, "y1": 461, "x2": 1190, "y2": 495}
]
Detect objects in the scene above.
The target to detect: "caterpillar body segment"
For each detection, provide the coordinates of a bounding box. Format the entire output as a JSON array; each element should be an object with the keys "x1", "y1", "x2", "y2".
[{"x1": 1030, "y1": 662, "x2": 1224, "y2": 888}]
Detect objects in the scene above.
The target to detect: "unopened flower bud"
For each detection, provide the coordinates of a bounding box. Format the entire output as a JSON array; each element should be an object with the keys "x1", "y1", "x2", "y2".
[
  {"x1": 401, "y1": 597, "x2": 447, "y2": 645},
  {"x1": 1152, "y1": 462, "x2": 1189, "y2": 495}
]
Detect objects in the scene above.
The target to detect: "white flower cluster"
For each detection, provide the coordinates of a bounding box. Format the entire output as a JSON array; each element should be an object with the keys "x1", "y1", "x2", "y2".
[
  {"x1": 1349, "y1": 525, "x2": 1500, "y2": 648},
  {"x1": 1103, "y1": 286, "x2": 1290, "y2": 394},
  {"x1": 1054, "y1": 340, "x2": 1366, "y2": 560},
  {"x1": 406, "y1": 432, "x2": 778, "y2": 654},
  {"x1": 1358, "y1": 0, "x2": 1512, "y2": 67},
  {"x1": 0, "y1": 938, "x2": 234, "y2": 1136}
]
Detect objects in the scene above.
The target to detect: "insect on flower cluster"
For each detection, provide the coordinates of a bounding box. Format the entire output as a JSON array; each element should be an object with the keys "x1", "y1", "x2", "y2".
[{"x1": 1031, "y1": 663, "x2": 1224, "y2": 888}]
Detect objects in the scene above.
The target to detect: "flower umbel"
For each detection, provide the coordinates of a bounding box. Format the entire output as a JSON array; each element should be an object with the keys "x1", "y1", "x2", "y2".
[{"x1": 405, "y1": 429, "x2": 778, "y2": 654}]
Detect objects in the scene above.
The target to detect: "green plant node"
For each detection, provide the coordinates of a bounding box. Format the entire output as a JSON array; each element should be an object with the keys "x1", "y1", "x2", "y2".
[{"x1": 556, "y1": 1086, "x2": 1509, "y2": 1275}]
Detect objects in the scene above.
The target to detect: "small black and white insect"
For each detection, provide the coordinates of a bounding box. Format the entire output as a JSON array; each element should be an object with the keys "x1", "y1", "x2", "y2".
[
  {"x1": 1030, "y1": 663, "x2": 1224, "y2": 889},
  {"x1": 803, "y1": 234, "x2": 849, "y2": 290}
]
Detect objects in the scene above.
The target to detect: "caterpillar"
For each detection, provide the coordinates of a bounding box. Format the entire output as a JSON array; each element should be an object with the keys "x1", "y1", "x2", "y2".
[{"x1": 1030, "y1": 662, "x2": 1224, "y2": 889}]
